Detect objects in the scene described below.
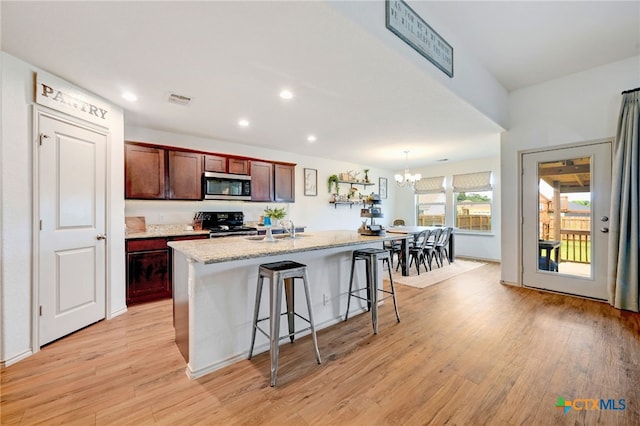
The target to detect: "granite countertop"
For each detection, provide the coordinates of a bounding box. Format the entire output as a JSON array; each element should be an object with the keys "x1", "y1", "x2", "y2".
[
  {"x1": 168, "y1": 230, "x2": 404, "y2": 265},
  {"x1": 125, "y1": 224, "x2": 210, "y2": 240}
]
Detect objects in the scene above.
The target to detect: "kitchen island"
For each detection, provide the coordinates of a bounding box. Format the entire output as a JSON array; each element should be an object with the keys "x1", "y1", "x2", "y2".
[{"x1": 168, "y1": 230, "x2": 407, "y2": 379}]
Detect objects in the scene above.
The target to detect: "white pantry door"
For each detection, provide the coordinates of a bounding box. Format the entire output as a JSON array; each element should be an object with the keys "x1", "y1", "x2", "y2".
[{"x1": 38, "y1": 113, "x2": 107, "y2": 345}]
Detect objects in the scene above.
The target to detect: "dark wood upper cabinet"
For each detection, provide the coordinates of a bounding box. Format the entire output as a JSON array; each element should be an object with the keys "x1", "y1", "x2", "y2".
[
  {"x1": 125, "y1": 144, "x2": 166, "y2": 199},
  {"x1": 204, "y1": 154, "x2": 226, "y2": 173},
  {"x1": 168, "y1": 151, "x2": 203, "y2": 200},
  {"x1": 228, "y1": 158, "x2": 249, "y2": 175},
  {"x1": 250, "y1": 161, "x2": 274, "y2": 202},
  {"x1": 274, "y1": 164, "x2": 295, "y2": 202},
  {"x1": 126, "y1": 141, "x2": 295, "y2": 202}
]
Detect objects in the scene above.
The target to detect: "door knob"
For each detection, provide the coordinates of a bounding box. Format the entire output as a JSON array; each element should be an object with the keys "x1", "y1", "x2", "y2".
[
  {"x1": 601, "y1": 216, "x2": 609, "y2": 222},
  {"x1": 600, "y1": 227, "x2": 609, "y2": 233},
  {"x1": 96, "y1": 233, "x2": 107, "y2": 240}
]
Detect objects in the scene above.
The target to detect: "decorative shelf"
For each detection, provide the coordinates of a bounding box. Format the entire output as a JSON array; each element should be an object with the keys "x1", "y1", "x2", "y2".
[
  {"x1": 361, "y1": 213, "x2": 384, "y2": 218},
  {"x1": 337, "y1": 180, "x2": 375, "y2": 187},
  {"x1": 329, "y1": 201, "x2": 362, "y2": 209}
]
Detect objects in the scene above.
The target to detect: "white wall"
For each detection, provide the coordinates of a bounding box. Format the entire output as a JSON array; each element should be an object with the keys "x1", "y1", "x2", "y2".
[
  {"x1": 329, "y1": 1, "x2": 509, "y2": 130},
  {"x1": 124, "y1": 126, "x2": 398, "y2": 232},
  {"x1": 394, "y1": 155, "x2": 501, "y2": 262},
  {"x1": 500, "y1": 55, "x2": 640, "y2": 284},
  {"x1": 0, "y1": 53, "x2": 125, "y2": 364}
]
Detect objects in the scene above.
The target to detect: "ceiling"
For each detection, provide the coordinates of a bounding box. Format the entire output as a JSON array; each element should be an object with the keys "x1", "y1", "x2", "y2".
[
  {"x1": 539, "y1": 158, "x2": 591, "y2": 194},
  {"x1": 2, "y1": 1, "x2": 638, "y2": 171}
]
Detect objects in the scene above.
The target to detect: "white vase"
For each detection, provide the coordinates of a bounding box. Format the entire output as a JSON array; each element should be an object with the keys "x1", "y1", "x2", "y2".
[{"x1": 265, "y1": 226, "x2": 275, "y2": 242}]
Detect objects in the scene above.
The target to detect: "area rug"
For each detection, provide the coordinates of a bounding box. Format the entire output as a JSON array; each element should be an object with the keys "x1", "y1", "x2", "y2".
[{"x1": 391, "y1": 259, "x2": 486, "y2": 289}]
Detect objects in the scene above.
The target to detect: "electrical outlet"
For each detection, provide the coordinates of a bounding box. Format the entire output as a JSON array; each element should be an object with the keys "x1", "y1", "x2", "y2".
[{"x1": 323, "y1": 293, "x2": 328, "y2": 306}]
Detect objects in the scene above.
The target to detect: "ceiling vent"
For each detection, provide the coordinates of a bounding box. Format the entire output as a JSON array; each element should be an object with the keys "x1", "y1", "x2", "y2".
[{"x1": 167, "y1": 93, "x2": 192, "y2": 106}]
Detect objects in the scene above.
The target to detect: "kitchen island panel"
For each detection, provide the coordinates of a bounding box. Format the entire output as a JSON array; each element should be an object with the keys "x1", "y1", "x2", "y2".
[{"x1": 172, "y1": 237, "x2": 387, "y2": 379}]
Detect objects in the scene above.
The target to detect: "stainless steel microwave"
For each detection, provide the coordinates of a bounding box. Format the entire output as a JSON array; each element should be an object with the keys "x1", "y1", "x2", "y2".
[{"x1": 202, "y1": 172, "x2": 251, "y2": 200}]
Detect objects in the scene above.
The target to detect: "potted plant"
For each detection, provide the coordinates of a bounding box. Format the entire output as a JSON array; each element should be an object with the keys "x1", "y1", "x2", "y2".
[
  {"x1": 363, "y1": 168, "x2": 370, "y2": 183},
  {"x1": 264, "y1": 206, "x2": 286, "y2": 225},
  {"x1": 327, "y1": 174, "x2": 340, "y2": 194}
]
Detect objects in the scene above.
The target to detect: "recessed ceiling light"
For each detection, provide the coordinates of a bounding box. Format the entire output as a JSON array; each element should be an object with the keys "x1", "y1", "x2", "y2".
[
  {"x1": 122, "y1": 92, "x2": 137, "y2": 102},
  {"x1": 307, "y1": 135, "x2": 317, "y2": 143},
  {"x1": 279, "y1": 89, "x2": 294, "y2": 100},
  {"x1": 437, "y1": 158, "x2": 449, "y2": 162},
  {"x1": 238, "y1": 119, "x2": 250, "y2": 127}
]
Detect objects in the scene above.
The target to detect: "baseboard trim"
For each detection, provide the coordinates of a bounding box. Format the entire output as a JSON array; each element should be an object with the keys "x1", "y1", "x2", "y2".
[
  {"x1": 184, "y1": 314, "x2": 350, "y2": 380},
  {"x1": 455, "y1": 256, "x2": 500, "y2": 264},
  {"x1": 107, "y1": 305, "x2": 128, "y2": 320},
  {"x1": 2, "y1": 349, "x2": 34, "y2": 367}
]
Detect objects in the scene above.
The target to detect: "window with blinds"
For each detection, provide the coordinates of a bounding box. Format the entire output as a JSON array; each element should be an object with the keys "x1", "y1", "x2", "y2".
[
  {"x1": 453, "y1": 171, "x2": 493, "y2": 232},
  {"x1": 416, "y1": 176, "x2": 446, "y2": 226}
]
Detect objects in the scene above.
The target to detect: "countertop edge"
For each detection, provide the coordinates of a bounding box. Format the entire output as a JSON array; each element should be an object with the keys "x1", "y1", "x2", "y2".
[
  {"x1": 168, "y1": 231, "x2": 405, "y2": 265},
  {"x1": 125, "y1": 230, "x2": 211, "y2": 240}
]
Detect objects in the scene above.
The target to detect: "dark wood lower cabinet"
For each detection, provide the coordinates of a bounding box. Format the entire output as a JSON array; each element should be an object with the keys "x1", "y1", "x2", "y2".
[{"x1": 126, "y1": 235, "x2": 208, "y2": 306}]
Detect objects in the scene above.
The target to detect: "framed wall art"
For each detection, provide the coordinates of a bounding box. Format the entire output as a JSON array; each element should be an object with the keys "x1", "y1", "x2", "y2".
[
  {"x1": 379, "y1": 177, "x2": 388, "y2": 199},
  {"x1": 304, "y1": 168, "x2": 318, "y2": 196}
]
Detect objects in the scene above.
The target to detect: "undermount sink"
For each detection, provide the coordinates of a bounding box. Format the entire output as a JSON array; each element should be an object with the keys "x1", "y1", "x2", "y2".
[
  {"x1": 245, "y1": 233, "x2": 310, "y2": 241},
  {"x1": 275, "y1": 233, "x2": 309, "y2": 239}
]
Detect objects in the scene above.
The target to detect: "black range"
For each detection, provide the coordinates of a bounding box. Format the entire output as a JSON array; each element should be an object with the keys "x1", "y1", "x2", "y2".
[{"x1": 196, "y1": 211, "x2": 258, "y2": 238}]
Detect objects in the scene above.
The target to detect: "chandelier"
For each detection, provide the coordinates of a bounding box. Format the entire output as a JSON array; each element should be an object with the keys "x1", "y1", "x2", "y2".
[{"x1": 395, "y1": 151, "x2": 421, "y2": 188}]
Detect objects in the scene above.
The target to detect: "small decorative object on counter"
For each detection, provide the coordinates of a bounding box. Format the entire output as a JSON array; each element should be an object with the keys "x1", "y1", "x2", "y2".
[
  {"x1": 263, "y1": 216, "x2": 275, "y2": 241},
  {"x1": 193, "y1": 212, "x2": 204, "y2": 230},
  {"x1": 263, "y1": 206, "x2": 286, "y2": 236},
  {"x1": 263, "y1": 206, "x2": 286, "y2": 221}
]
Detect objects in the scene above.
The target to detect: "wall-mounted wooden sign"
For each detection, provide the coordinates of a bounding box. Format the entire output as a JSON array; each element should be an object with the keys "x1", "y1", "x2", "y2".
[
  {"x1": 385, "y1": 0, "x2": 454, "y2": 78},
  {"x1": 35, "y1": 72, "x2": 111, "y2": 126}
]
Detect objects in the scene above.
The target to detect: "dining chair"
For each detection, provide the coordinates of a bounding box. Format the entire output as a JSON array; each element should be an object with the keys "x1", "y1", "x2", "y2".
[
  {"x1": 394, "y1": 233, "x2": 417, "y2": 272},
  {"x1": 435, "y1": 227, "x2": 453, "y2": 266},
  {"x1": 423, "y1": 228, "x2": 441, "y2": 270},
  {"x1": 407, "y1": 230, "x2": 429, "y2": 275},
  {"x1": 384, "y1": 239, "x2": 403, "y2": 269}
]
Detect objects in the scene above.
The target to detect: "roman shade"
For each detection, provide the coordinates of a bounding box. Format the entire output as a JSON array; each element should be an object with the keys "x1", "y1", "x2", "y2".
[
  {"x1": 452, "y1": 171, "x2": 492, "y2": 192},
  {"x1": 414, "y1": 176, "x2": 445, "y2": 194}
]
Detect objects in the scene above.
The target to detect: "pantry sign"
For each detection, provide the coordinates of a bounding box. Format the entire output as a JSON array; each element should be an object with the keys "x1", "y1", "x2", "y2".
[{"x1": 35, "y1": 72, "x2": 110, "y2": 126}]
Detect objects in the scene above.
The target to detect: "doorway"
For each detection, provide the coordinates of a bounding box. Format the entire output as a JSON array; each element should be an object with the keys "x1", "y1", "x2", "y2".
[
  {"x1": 36, "y1": 110, "x2": 108, "y2": 346},
  {"x1": 521, "y1": 141, "x2": 612, "y2": 299}
]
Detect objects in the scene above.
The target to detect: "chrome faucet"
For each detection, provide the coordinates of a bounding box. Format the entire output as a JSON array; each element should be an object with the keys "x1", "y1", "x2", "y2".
[{"x1": 287, "y1": 220, "x2": 296, "y2": 238}]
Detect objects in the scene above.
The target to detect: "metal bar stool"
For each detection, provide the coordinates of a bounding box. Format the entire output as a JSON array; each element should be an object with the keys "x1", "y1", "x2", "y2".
[
  {"x1": 345, "y1": 248, "x2": 400, "y2": 334},
  {"x1": 248, "y1": 260, "x2": 321, "y2": 386}
]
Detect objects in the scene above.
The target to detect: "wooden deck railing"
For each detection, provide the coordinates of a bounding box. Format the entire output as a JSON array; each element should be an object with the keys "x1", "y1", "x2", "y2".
[{"x1": 560, "y1": 229, "x2": 590, "y2": 264}]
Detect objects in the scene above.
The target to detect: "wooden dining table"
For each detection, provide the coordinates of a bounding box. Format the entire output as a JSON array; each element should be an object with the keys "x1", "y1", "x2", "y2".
[{"x1": 386, "y1": 226, "x2": 455, "y2": 276}]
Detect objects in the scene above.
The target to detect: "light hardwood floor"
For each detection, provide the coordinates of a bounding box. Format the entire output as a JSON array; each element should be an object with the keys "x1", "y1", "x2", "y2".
[{"x1": 2, "y1": 263, "x2": 639, "y2": 425}]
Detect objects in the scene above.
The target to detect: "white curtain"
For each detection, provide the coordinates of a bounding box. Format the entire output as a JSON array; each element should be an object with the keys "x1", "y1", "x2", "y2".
[{"x1": 607, "y1": 89, "x2": 639, "y2": 312}]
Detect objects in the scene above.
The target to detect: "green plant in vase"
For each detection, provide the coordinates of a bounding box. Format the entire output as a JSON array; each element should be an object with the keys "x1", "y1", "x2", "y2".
[
  {"x1": 264, "y1": 206, "x2": 287, "y2": 222},
  {"x1": 263, "y1": 206, "x2": 285, "y2": 241},
  {"x1": 327, "y1": 174, "x2": 340, "y2": 194},
  {"x1": 363, "y1": 168, "x2": 370, "y2": 183}
]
